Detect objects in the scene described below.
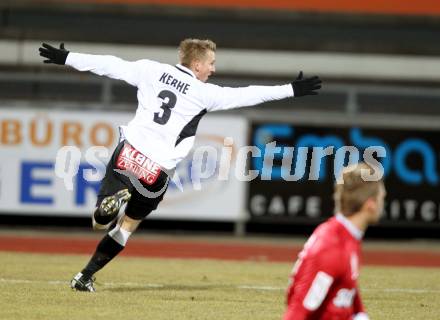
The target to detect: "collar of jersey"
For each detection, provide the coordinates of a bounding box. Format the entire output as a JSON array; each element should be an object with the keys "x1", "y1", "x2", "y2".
[
  {"x1": 335, "y1": 213, "x2": 364, "y2": 240},
  {"x1": 175, "y1": 64, "x2": 196, "y2": 78}
]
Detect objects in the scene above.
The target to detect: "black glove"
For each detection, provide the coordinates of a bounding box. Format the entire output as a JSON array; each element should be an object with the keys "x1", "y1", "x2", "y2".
[
  {"x1": 39, "y1": 43, "x2": 69, "y2": 65},
  {"x1": 291, "y1": 71, "x2": 322, "y2": 97}
]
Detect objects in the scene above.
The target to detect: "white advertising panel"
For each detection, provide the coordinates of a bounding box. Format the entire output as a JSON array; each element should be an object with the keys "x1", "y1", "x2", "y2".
[{"x1": 0, "y1": 108, "x2": 247, "y2": 221}]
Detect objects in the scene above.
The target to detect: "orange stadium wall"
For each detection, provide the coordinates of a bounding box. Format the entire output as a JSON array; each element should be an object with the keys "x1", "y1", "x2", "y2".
[{"x1": 71, "y1": 0, "x2": 440, "y2": 16}]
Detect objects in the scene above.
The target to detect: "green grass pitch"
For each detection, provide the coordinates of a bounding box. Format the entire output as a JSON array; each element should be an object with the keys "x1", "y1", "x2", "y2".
[{"x1": 1, "y1": 252, "x2": 439, "y2": 320}]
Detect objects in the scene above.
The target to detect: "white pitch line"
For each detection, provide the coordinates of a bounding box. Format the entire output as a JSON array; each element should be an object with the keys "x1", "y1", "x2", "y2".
[
  {"x1": 0, "y1": 278, "x2": 164, "y2": 288},
  {"x1": 238, "y1": 285, "x2": 283, "y2": 291},
  {"x1": 0, "y1": 278, "x2": 283, "y2": 291},
  {"x1": 363, "y1": 288, "x2": 440, "y2": 294},
  {"x1": 103, "y1": 281, "x2": 164, "y2": 288},
  {"x1": 1, "y1": 278, "x2": 440, "y2": 294}
]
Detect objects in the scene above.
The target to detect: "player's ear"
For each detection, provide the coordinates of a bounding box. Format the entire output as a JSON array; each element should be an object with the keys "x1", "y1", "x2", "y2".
[
  {"x1": 193, "y1": 59, "x2": 201, "y2": 72},
  {"x1": 364, "y1": 197, "x2": 377, "y2": 214}
]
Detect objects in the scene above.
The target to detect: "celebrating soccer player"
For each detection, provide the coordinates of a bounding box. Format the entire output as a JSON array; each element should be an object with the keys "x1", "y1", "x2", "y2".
[{"x1": 39, "y1": 39, "x2": 322, "y2": 292}]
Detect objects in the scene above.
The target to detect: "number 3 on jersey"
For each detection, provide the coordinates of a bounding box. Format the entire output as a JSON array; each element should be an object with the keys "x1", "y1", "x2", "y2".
[{"x1": 154, "y1": 90, "x2": 177, "y2": 125}]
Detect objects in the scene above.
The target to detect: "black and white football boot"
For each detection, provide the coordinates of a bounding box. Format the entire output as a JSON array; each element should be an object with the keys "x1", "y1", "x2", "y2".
[
  {"x1": 70, "y1": 272, "x2": 96, "y2": 292},
  {"x1": 93, "y1": 189, "x2": 131, "y2": 229}
]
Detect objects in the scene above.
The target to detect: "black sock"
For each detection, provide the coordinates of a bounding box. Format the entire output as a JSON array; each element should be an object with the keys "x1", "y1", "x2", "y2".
[{"x1": 81, "y1": 235, "x2": 124, "y2": 279}]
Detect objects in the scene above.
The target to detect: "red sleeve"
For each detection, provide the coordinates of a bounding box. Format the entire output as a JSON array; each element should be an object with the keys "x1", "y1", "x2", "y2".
[
  {"x1": 353, "y1": 286, "x2": 365, "y2": 314},
  {"x1": 284, "y1": 246, "x2": 343, "y2": 320}
]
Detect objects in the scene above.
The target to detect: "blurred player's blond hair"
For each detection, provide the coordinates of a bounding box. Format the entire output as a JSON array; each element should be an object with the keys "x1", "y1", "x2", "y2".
[
  {"x1": 178, "y1": 38, "x2": 216, "y2": 67},
  {"x1": 334, "y1": 162, "x2": 384, "y2": 216}
]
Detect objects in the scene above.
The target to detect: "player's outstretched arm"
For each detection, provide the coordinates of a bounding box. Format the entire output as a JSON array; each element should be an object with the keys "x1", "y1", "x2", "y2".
[
  {"x1": 205, "y1": 71, "x2": 322, "y2": 112},
  {"x1": 38, "y1": 42, "x2": 151, "y2": 87},
  {"x1": 39, "y1": 43, "x2": 69, "y2": 65}
]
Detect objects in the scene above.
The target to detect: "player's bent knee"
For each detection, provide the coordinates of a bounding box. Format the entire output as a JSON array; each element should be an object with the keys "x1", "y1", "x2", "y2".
[
  {"x1": 108, "y1": 224, "x2": 132, "y2": 246},
  {"x1": 120, "y1": 215, "x2": 142, "y2": 231}
]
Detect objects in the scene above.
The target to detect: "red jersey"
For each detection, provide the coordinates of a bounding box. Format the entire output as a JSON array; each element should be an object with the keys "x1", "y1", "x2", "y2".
[{"x1": 284, "y1": 214, "x2": 368, "y2": 320}]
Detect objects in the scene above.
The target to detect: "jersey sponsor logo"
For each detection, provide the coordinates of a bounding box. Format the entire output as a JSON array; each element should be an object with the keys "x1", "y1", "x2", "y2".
[
  {"x1": 116, "y1": 143, "x2": 162, "y2": 185},
  {"x1": 333, "y1": 288, "x2": 356, "y2": 308}
]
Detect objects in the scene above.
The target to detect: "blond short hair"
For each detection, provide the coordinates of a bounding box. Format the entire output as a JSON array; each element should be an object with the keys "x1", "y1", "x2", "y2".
[
  {"x1": 333, "y1": 163, "x2": 383, "y2": 216},
  {"x1": 178, "y1": 38, "x2": 216, "y2": 67}
]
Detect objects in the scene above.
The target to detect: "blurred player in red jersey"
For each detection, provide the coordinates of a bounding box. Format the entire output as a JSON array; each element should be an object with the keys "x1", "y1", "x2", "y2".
[{"x1": 284, "y1": 162, "x2": 386, "y2": 320}]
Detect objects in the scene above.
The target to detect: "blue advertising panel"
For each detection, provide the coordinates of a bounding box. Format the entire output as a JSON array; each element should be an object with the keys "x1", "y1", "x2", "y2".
[{"x1": 248, "y1": 122, "x2": 440, "y2": 228}]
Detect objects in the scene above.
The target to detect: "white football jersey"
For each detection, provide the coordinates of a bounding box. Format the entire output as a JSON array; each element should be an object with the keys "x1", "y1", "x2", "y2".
[{"x1": 66, "y1": 53, "x2": 293, "y2": 169}]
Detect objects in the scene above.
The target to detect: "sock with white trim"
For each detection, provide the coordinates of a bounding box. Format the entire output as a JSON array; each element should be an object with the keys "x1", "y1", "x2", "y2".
[{"x1": 81, "y1": 225, "x2": 131, "y2": 279}]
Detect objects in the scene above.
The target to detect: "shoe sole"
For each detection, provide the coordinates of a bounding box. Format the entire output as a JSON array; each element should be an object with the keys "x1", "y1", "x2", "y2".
[{"x1": 94, "y1": 189, "x2": 131, "y2": 225}]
